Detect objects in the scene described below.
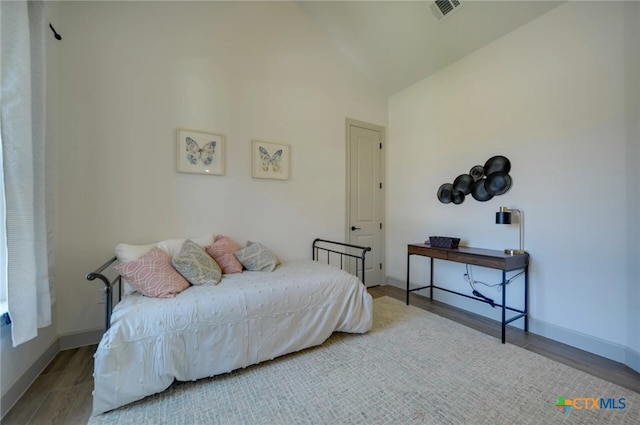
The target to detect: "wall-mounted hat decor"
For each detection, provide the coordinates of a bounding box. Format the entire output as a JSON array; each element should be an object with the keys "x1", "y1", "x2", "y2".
[
  {"x1": 485, "y1": 173, "x2": 512, "y2": 196},
  {"x1": 437, "y1": 155, "x2": 512, "y2": 204},
  {"x1": 453, "y1": 173, "x2": 473, "y2": 195},
  {"x1": 469, "y1": 165, "x2": 484, "y2": 181},
  {"x1": 471, "y1": 178, "x2": 492, "y2": 202},
  {"x1": 484, "y1": 155, "x2": 511, "y2": 176},
  {"x1": 437, "y1": 183, "x2": 454, "y2": 203}
]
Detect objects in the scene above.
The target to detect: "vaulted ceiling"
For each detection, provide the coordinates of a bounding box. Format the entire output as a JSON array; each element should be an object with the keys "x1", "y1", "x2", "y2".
[{"x1": 298, "y1": 1, "x2": 564, "y2": 96}]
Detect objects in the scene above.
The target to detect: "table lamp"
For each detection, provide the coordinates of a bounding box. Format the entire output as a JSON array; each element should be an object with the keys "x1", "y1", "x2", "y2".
[{"x1": 495, "y1": 206, "x2": 525, "y2": 255}]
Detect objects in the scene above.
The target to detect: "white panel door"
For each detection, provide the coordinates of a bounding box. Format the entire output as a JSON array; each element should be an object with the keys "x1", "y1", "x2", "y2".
[{"x1": 347, "y1": 120, "x2": 384, "y2": 287}]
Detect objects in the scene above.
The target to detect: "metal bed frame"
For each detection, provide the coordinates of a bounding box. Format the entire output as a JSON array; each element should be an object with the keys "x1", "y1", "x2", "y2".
[
  {"x1": 312, "y1": 238, "x2": 371, "y2": 285},
  {"x1": 86, "y1": 256, "x2": 120, "y2": 330},
  {"x1": 87, "y1": 238, "x2": 371, "y2": 331}
]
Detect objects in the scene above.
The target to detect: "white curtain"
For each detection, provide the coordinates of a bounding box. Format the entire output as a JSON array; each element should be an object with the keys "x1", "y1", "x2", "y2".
[{"x1": 0, "y1": 0, "x2": 52, "y2": 347}]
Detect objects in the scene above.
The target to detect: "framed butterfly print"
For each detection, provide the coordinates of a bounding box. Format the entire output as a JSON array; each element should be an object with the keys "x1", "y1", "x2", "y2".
[
  {"x1": 177, "y1": 128, "x2": 225, "y2": 175},
  {"x1": 252, "y1": 140, "x2": 290, "y2": 180}
]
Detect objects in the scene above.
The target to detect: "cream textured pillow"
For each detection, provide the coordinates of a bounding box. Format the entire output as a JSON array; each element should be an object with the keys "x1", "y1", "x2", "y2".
[
  {"x1": 114, "y1": 242, "x2": 158, "y2": 295},
  {"x1": 172, "y1": 239, "x2": 222, "y2": 285},
  {"x1": 114, "y1": 247, "x2": 190, "y2": 298},
  {"x1": 115, "y1": 242, "x2": 157, "y2": 262},
  {"x1": 157, "y1": 234, "x2": 215, "y2": 257},
  {"x1": 205, "y1": 236, "x2": 243, "y2": 274},
  {"x1": 234, "y1": 242, "x2": 278, "y2": 272}
]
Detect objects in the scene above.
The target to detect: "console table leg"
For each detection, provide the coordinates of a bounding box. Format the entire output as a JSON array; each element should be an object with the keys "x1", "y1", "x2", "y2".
[
  {"x1": 430, "y1": 258, "x2": 434, "y2": 300},
  {"x1": 406, "y1": 253, "x2": 410, "y2": 305},
  {"x1": 501, "y1": 270, "x2": 506, "y2": 344},
  {"x1": 524, "y1": 266, "x2": 529, "y2": 332}
]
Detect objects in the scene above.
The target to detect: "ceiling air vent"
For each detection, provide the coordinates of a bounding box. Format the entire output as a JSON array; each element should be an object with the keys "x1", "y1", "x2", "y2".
[{"x1": 430, "y1": 0, "x2": 462, "y2": 22}]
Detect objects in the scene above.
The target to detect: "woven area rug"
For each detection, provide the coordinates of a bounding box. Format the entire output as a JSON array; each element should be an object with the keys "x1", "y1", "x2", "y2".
[{"x1": 88, "y1": 296, "x2": 639, "y2": 424}]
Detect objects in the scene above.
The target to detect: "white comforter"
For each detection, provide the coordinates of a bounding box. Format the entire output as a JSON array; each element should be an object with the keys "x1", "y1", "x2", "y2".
[{"x1": 92, "y1": 260, "x2": 373, "y2": 414}]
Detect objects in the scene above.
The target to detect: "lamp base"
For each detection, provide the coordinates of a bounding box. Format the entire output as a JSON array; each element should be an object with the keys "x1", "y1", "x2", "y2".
[{"x1": 504, "y1": 249, "x2": 525, "y2": 255}]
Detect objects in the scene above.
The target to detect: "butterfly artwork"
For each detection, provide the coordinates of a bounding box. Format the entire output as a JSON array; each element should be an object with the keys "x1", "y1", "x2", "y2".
[
  {"x1": 177, "y1": 129, "x2": 225, "y2": 175},
  {"x1": 185, "y1": 137, "x2": 216, "y2": 166},
  {"x1": 252, "y1": 140, "x2": 289, "y2": 180},
  {"x1": 258, "y1": 147, "x2": 283, "y2": 173}
]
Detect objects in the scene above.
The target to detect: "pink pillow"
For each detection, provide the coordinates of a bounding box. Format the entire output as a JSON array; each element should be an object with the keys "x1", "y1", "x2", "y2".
[
  {"x1": 205, "y1": 236, "x2": 243, "y2": 274},
  {"x1": 114, "y1": 247, "x2": 189, "y2": 298}
]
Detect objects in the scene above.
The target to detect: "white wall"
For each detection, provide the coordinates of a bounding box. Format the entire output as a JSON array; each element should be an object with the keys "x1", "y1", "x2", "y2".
[
  {"x1": 388, "y1": 1, "x2": 639, "y2": 365},
  {"x1": 624, "y1": 0, "x2": 640, "y2": 371},
  {"x1": 54, "y1": 1, "x2": 387, "y2": 335}
]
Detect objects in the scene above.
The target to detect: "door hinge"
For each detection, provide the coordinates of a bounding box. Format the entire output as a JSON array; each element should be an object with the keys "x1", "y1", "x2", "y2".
[
  {"x1": 379, "y1": 223, "x2": 382, "y2": 229},
  {"x1": 379, "y1": 182, "x2": 382, "y2": 189},
  {"x1": 379, "y1": 263, "x2": 382, "y2": 270},
  {"x1": 379, "y1": 142, "x2": 382, "y2": 149}
]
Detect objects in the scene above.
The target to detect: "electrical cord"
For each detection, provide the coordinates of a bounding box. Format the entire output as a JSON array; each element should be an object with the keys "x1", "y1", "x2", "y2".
[
  {"x1": 464, "y1": 264, "x2": 524, "y2": 289},
  {"x1": 463, "y1": 265, "x2": 525, "y2": 308}
]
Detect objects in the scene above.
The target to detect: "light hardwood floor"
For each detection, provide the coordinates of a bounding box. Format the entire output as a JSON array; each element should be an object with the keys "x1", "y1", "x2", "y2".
[
  {"x1": 3, "y1": 286, "x2": 638, "y2": 424},
  {"x1": 2, "y1": 345, "x2": 95, "y2": 425}
]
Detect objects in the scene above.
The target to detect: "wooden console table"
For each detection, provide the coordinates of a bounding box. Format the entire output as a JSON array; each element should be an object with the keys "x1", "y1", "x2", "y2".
[{"x1": 407, "y1": 243, "x2": 529, "y2": 343}]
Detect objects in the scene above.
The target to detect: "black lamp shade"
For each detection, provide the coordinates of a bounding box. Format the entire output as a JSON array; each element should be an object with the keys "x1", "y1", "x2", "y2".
[{"x1": 496, "y1": 211, "x2": 512, "y2": 224}]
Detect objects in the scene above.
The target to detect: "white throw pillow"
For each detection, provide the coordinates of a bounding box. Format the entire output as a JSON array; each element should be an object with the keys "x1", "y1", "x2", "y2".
[
  {"x1": 115, "y1": 242, "x2": 157, "y2": 263},
  {"x1": 158, "y1": 234, "x2": 215, "y2": 257}
]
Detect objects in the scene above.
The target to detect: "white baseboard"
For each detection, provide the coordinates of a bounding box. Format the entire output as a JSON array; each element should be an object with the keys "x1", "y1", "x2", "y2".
[
  {"x1": 625, "y1": 347, "x2": 640, "y2": 374},
  {"x1": 58, "y1": 328, "x2": 103, "y2": 350},
  {"x1": 528, "y1": 318, "x2": 629, "y2": 365},
  {"x1": 387, "y1": 277, "x2": 640, "y2": 374}
]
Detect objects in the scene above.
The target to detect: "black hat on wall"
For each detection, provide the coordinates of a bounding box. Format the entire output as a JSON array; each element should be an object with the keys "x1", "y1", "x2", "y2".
[{"x1": 437, "y1": 155, "x2": 512, "y2": 204}]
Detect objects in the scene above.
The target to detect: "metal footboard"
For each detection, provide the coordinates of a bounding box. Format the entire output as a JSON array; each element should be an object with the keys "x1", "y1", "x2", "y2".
[{"x1": 312, "y1": 238, "x2": 371, "y2": 285}]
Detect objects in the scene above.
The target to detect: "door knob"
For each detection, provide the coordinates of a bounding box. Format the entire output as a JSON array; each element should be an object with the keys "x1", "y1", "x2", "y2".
[{"x1": 351, "y1": 226, "x2": 361, "y2": 231}]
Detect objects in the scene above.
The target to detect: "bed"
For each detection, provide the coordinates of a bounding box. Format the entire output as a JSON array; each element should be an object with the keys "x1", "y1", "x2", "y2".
[{"x1": 86, "y1": 238, "x2": 373, "y2": 415}]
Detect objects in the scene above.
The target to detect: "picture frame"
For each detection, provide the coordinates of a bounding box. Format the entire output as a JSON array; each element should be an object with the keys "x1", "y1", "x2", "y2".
[
  {"x1": 176, "y1": 128, "x2": 225, "y2": 175},
  {"x1": 252, "y1": 140, "x2": 290, "y2": 180}
]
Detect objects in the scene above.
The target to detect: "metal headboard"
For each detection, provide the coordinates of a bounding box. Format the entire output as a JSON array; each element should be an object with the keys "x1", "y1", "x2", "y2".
[
  {"x1": 86, "y1": 256, "x2": 120, "y2": 330},
  {"x1": 312, "y1": 238, "x2": 371, "y2": 285}
]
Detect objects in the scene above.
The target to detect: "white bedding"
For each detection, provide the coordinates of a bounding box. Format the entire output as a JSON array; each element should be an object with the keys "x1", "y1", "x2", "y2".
[{"x1": 92, "y1": 260, "x2": 373, "y2": 414}]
